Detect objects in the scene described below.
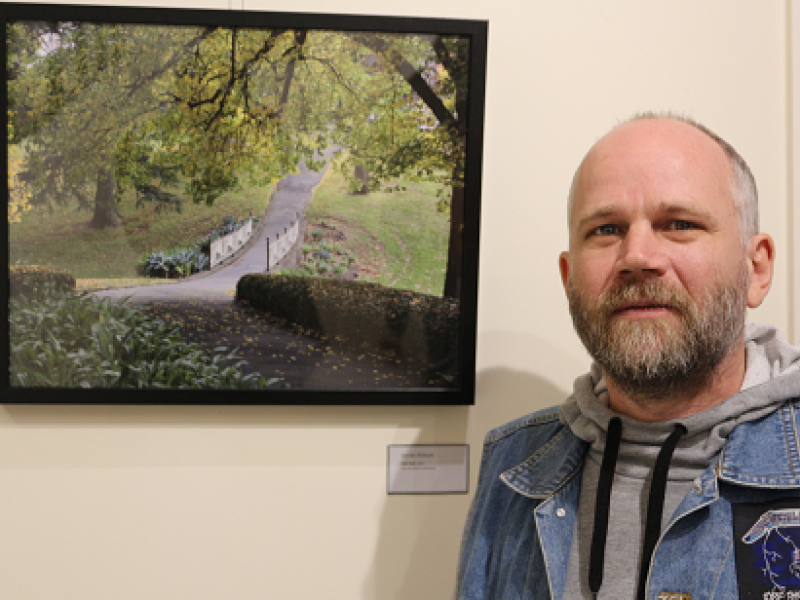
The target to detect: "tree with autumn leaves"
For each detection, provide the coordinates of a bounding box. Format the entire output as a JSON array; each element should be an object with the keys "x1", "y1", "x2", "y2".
[{"x1": 8, "y1": 20, "x2": 472, "y2": 297}]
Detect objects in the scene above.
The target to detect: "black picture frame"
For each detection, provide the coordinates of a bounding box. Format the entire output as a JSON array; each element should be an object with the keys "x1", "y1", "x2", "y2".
[{"x1": 2, "y1": 3, "x2": 486, "y2": 405}]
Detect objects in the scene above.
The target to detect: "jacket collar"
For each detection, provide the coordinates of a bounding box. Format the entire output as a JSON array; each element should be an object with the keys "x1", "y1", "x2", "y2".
[
  {"x1": 718, "y1": 399, "x2": 800, "y2": 488},
  {"x1": 500, "y1": 425, "x2": 587, "y2": 499}
]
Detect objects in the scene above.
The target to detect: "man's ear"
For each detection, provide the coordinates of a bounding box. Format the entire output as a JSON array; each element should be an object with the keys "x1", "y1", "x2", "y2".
[
  {"x1": 559, "y1": 251, "x2": 570, "y2": 293},
  {"x1": 746, "y1": 234, "x2": 775, "y2": 309}
]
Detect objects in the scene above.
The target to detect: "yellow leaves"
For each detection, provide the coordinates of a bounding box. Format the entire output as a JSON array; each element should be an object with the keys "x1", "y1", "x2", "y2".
[{"x1": 8, "y1": 145, "x2": 32, "y2": 223}]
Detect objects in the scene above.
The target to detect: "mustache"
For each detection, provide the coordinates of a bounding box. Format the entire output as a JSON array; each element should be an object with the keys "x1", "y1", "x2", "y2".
[{"x1": 598, "y1": 280, "x2": 691, "y2": 316}]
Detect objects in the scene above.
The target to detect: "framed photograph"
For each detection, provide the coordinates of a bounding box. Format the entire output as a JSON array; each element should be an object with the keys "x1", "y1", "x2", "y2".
[{"x1": 2, "y1": 3, "x2": 486, "y2": 405}]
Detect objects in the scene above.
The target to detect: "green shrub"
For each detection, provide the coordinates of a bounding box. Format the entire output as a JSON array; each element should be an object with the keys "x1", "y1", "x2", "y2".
[
  {"x1": 137, "y1": 246, "x2": 209, "y2": 278},
  {"x1": 10, "y1": 265, "x2": 76, "y2": 298},
  {"x1": 235, "y1": 274, "x2": 459, "y2": 364},
  {"x1": 9, "y1": 285, "x2": 272, "y2": 389},
  {"x1": 277, "y1": 238, "x2": 353, "y2": 279}
]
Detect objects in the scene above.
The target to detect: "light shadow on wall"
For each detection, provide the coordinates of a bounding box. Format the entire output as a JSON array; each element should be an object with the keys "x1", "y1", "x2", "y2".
[
  {"x1": 473, "y1": 366, "x2": 568, "y2": 429},
  {"x1": 363, "y1": 368, "x2": 567, "y2": 599}
]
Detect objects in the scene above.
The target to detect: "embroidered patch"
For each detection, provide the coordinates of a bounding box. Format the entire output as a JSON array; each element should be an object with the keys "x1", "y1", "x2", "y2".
[
  {"x1": 734, "y1": 500, "x2": 800, "y2": 599},
  {"x1": 657, "y1": 593, "x2": 691, "y2": 600}
]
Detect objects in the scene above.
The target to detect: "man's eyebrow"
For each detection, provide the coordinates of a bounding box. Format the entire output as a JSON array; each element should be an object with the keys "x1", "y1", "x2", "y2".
[
  {"x1": 574, "y1": 206, "x2": 619, "y2": 231},
  {"x1": 658, "y1": 202, "x2": 719, "y2": 224}
]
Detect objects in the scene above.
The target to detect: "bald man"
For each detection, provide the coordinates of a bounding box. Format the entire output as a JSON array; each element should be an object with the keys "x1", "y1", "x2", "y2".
[{"x1": 456, "y1": 114, "x2": 800, "y2": 600}]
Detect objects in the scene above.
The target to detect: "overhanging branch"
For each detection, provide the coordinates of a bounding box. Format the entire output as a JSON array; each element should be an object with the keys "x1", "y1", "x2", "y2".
[{"x1": 348, "y1": 33, "x2": 456, "y2": 128}]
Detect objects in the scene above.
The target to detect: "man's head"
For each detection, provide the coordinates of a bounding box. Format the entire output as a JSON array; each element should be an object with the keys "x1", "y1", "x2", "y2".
[{"x1": 560, "y1": 114, "x2": 775, "y2": 409}]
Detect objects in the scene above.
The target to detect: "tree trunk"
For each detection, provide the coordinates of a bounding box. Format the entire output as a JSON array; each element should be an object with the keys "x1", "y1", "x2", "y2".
[
  {"x1": 442, "y1": 54, "x2": 468, "y2": 298},
  {"x1": 352, "y1": 165, "x2": 370, "y2": 195},
  {"x1": 443, "y1": 181, "x2": 464, "y2": 299},
  {"x1": 89, "y1": 168, "x2": 120, "y2": 229}
]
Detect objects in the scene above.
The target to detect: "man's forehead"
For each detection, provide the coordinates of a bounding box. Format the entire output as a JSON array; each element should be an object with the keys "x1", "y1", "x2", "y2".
[{"x1": 569, "y1": 118, "x2": 734, "y2": 224}]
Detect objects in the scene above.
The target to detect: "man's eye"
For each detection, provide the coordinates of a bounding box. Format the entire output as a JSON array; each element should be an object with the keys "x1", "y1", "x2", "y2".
[
  {"x1": 592, "y1": 224, "x2": 620, "y2": 236},
  {"x1": 668, "y1": 220, "x2": 697, "y2": 231}
]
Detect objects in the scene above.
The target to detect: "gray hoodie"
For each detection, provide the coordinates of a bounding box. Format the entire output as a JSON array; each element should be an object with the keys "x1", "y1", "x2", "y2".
[{"x1": 560, "y1": 323, "x2": 800, "y2": 599}]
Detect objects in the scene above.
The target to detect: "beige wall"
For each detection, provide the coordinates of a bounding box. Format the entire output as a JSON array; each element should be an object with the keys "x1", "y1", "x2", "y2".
[
  {"x1": 0, "y1": 1, "x2": 793, "y2": 599},
  {"x1": 792, "y1": 0, "x2": 800, "y2": 344}
]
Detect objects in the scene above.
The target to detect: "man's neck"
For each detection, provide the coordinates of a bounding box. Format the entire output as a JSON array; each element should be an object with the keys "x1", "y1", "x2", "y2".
[{"x1": 605, "y1": 344, "x2": 747, "y2": 423}]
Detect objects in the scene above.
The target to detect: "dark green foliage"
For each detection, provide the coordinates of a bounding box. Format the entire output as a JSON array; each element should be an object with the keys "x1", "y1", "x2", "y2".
[
  {"x1": 115, "y1": 135, "x2": 184, "y2": 214},
  {"x1": 10, "y1": 265, "x2": 76, "y2": 298},
  {"x1": 134, "y1": 182, "x2": 183, "y2": 214},
  {"x1": 235, "y1": 273, "x2": 459, "y2": 364},
  {"x1": 237, "y1": 274, "x2": 324, "y2": 333},
  {"x1": 9, "y1": 285, "x2": 270, "y2": 389}
]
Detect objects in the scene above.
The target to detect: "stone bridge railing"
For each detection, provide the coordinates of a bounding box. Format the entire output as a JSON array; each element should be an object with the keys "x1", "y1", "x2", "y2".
[
  {"x1": 210, "y1": 219, "x2": 254, "y2": 268},
  {"x1": 267, "y1": 218, "x2": 301, "y2": 271}
]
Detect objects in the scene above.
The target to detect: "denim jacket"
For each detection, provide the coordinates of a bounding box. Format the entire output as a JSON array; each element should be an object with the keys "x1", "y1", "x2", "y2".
[{"x1": 456, "y1": 397, "x2": 800, "y2": 600}]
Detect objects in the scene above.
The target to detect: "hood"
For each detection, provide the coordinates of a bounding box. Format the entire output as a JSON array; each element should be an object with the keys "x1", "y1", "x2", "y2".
[
  {"x1": 560, "y1": 323, "x2": 800, "y2": 464},
  {"x1": 742, "y1": 322, "x2": 800, "y2": 389}
]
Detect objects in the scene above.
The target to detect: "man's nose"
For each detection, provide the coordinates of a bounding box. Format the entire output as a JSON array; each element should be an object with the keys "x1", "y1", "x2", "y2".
[{"x1": 615, "y1": 224, "x2": 668, "y2": 276}]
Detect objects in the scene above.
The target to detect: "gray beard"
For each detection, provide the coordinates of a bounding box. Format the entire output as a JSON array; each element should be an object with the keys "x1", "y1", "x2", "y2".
[{"x1": 567, "y1": 272, "x2": 748, "y2": 402}]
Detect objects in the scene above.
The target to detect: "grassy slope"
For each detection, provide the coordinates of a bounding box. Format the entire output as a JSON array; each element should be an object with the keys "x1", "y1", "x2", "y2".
[{"x1": 308, "y1": 168, "x2": 450, "y2": 296}]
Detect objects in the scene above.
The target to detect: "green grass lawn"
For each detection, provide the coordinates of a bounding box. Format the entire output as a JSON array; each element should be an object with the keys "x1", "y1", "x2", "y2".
[
  {"x1": 9, "y1": 182, "x2": 274, "y2": 280},
  {"x1": 308, "y1": 168, "x2": 450, "y2": 296}
]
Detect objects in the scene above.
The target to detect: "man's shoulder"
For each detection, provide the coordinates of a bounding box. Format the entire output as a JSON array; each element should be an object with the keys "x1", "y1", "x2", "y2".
[{"x1": 483, "y1": 405, "x2": 568, "y2": 449}]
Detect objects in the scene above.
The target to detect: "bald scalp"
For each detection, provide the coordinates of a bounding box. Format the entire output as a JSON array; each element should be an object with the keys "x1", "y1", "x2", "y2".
[{"x1": 567, "y1": 113, "x2": 758, "y2": 245}]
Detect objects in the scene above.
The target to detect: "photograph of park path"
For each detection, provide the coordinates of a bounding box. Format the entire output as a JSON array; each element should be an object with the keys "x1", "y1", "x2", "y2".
[{"x1": 6, "y1": 12, "x2": 479, "y2": 396}]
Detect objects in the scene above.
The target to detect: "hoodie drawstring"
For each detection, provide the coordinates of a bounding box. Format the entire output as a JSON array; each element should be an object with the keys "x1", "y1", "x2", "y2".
[
  {"x1": 636, "y1": 423, "x2": 687, "y2": 600},
  {"x1": 588, "y1": 419, "x2": 687, "y2": 600},
  {"x1": 588, "y1": 416, "x2": 622, "y2": 598}
]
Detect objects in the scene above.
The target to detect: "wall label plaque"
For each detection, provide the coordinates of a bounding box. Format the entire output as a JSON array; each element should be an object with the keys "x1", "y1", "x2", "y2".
[{"x1": 387, "y1": 445, "x2": 469, "y2": 494}]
